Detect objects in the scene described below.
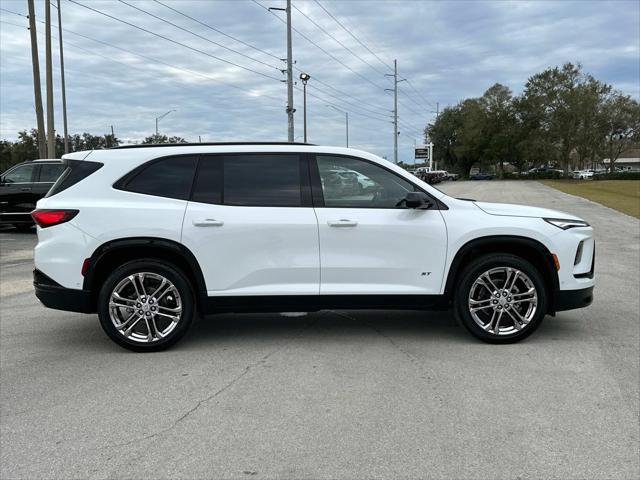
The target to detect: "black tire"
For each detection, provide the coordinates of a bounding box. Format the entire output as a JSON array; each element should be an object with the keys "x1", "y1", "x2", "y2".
[
  {"x1": 97, "y1": 259, "x2": 195, "y2": 352},
  {"x1": 453, "y1": 254, "x2": 548, "y2": 344}
]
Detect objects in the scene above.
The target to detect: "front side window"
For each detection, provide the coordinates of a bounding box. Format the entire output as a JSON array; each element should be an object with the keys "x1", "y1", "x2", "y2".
[
  {"x1": 316, "y1": 155, "x2": 415, "y2": 208},
  {"x1": 122, "y1": 156, "x2": 197, "y2": 200},
  {"x1": 192, "y1": 154, "x2": 303, "y2": 207},
  {"x1": 2, "y1": 164, "x2": 36, "y2": 183},
  {"x1": 38, "y1": 163, "x2": 65, "y2": 182}
]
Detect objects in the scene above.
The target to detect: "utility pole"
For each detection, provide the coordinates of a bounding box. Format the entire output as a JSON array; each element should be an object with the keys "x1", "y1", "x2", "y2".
[
  {"x1": 436, "y1": 102, "x2": 439, "y2": 118},
  {"x1": 45, "y1": 0, "x2": 55, "y2": 158},
  {"x1": 285, "y1": 0, "x2": 294, "y2": 142},
  {"x1": 56, "y1": 0, "x2": 69, "y2": 153},
  {"x1": 27, "y1": 0, "x2": 46, "y2": 159},
  {"x1": 385, "y1": 60, "x2": 404, "y2": 164},
  {"x1": 392, "y1": 59, "x2": 398, "y2": 164}
]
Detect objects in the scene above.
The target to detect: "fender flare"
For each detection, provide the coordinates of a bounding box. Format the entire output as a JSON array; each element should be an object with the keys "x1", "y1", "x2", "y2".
[
  {"x1": 82, "y1": 237, "x2": 207, "y2": 310},
  {"x1": 443, "y1": 235, "x2": 560, "y2": 310}
]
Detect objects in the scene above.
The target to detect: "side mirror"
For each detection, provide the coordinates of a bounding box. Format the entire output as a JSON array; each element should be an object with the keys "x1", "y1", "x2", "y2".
[{"x1": 405, "y1": 191, "x2": 432, "y2": 209}]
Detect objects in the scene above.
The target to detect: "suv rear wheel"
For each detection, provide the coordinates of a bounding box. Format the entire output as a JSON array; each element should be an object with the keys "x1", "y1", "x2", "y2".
[
  {"x1": 97, "y1": 259, "x2": 195, "y2": 352},
  {"x1": 454, "y1": 254, "x2": 548, "y2": 343}
]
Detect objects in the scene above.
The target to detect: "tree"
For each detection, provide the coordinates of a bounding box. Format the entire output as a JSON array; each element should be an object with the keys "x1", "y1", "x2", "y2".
[
  {"x1": 480, "y1": 84, "x2": 521, "y2": 176},
  {"x1": 142, "y1": 134, "x2": 187, "y2": 145},
  {"x1": 599, "y1": 94, "x2": 640, "y2": 172}
]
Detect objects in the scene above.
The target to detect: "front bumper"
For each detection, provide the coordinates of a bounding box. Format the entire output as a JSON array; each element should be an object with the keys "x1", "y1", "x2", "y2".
[
  {"x1": 554, "y1": 286, "x2": 594, "y2": 312},
  {"x1": 33, "y1": 269, "x2": 94, "y2": 313}
]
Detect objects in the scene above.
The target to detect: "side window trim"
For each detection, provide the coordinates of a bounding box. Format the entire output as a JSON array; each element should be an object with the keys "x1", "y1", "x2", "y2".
[
  {"x1": 191, "y1": 152, "x2": 313, "y2": 208},
  {"x1": 310, "y1": 153, "x2": 444, "y2": 210}
]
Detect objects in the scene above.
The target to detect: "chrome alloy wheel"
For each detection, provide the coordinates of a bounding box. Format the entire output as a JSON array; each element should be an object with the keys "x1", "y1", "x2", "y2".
[
  {"x1": 109, "y1": 272, "x2": 182, "y2": 343},
  {"x1": 468, "y1": 267, "x2": 538, "y2": 335}
]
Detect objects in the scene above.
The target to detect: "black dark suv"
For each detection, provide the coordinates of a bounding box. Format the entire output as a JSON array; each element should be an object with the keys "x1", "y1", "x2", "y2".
[{"x1": 0, "y1": 159, "x2": 64, "y2": 230}]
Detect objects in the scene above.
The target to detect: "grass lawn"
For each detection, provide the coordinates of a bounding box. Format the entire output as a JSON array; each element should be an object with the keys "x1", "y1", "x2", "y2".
[{"x1": 541, "y1": 180, "x2": 640, "y2": 218}]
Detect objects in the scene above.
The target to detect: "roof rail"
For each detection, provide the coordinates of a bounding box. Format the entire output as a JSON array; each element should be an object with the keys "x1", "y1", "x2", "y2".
[{"x1": 111, "y1": 142, "x2": 316, "y2": 150}]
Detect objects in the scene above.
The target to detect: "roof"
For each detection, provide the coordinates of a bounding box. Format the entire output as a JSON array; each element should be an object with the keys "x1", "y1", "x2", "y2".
[{"x1": 112, "y1": 142, "x2": 315, "y2": 150}]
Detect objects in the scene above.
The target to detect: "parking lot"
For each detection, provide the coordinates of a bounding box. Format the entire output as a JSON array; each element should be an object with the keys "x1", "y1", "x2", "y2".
[{"x1": 1, "y1": 180, "x2": 638, "y2": 479}]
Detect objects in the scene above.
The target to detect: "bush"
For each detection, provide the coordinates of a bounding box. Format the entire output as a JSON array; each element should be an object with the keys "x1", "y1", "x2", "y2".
[
  {"x1": 593, "y1": 171, "x2": 640, "y2": 180},
  {"x1": 503, "y1": 171, "x2": 568, "y2": 180}
]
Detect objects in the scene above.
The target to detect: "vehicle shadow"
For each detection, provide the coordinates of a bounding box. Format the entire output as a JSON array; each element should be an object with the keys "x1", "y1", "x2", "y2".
[{"x1": 181, "y1": 309, "x2": 470, "y2": 350}]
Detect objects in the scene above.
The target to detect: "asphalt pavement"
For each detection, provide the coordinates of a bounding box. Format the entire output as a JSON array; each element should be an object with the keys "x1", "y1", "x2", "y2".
[{"x1": 1, "y1": 180, "x2": 638, "y2": 479}]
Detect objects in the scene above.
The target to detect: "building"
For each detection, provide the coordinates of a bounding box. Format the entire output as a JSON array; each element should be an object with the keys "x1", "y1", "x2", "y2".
[{"x1": 602, "y1": 148, "x2": 640, "y2": 171}]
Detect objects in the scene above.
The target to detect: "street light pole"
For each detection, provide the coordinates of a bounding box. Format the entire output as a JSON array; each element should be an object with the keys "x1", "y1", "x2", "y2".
[
  {"x1": 328, "y1": 105, "x2": 349, "y2": 147},
  {"x1": 155, "y1": 109, "x2": 176, "y2": 138},
  {"x1": 299, "y1": 73, "x2": 310, "y2": 143}
]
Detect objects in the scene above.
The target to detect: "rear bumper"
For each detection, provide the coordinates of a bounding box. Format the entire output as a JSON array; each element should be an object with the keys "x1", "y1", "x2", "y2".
[
  {"x1": 554, "y1": 286, "x2": 594, "y2": 312},
  {"x1": 33, "y1": 269, "x2": 94, "y2": 313}
]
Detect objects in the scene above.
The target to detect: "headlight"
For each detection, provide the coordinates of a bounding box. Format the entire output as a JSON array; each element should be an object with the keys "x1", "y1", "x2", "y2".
[{"x1": 544, "y1": 218, "x2": 590, "y2": 230}]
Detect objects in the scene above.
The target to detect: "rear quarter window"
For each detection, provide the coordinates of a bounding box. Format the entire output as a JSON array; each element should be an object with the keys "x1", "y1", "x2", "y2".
[
  {"x1": 116, "y1": 155, "x2": 197, "y2": 200},
  {"x1": 46, "y1": 160, "x2": 103, "y2": 197}
]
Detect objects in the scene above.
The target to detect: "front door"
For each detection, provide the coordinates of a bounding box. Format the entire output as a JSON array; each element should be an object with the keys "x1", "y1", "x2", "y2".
[
  {"x1": 312, "y1": 154, "x2": 448, "y2": 295},
  {"x1": 181, "y1": 153, "x2": 320, "y2": 297}
]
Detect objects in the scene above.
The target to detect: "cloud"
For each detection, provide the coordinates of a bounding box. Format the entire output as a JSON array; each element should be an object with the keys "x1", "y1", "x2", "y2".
[{"x1": 0, "y1": 0, "x2": 638, "y2": 163}]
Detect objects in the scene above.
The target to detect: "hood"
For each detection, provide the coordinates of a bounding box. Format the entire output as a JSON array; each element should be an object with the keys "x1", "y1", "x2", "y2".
[{"x1": 474, "y1": 201, "x2": 583, "y2": 220}]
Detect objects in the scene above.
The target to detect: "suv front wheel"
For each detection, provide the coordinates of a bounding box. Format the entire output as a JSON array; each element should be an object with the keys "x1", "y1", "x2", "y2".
[
  {"x1": 97, "y1": 259, "x2": 195, "y2": 352},
  {"x1": 454, "y1": 254, "x2": 548, "y2": 343}
]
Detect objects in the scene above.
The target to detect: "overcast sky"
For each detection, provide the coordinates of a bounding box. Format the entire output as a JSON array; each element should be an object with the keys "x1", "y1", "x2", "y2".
[{"x1": 1, "y1": 0, "x2": 638, "y2": 162}]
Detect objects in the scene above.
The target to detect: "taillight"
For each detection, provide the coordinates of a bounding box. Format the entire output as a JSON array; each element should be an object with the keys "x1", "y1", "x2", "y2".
[{"x1": 31, "y1": 209, "x2": 79, "y2": 228}]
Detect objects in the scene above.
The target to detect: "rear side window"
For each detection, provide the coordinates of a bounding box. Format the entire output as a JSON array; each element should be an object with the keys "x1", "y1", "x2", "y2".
[
  {"x1": 2, "y1": 164, "x2": 36, "y2": 183},
  {"x1": 120, "y1": 156, "x2": 197, "y2": 200},
  {"x1": 191, "y1": 154, "x2": 303, "y2": 207},
  {"x1": 46, "y1": 160, "x2": 103, "y2": 197},
  {"x1": 38, "y1": 163, "x2": 65, "y2": 182}
]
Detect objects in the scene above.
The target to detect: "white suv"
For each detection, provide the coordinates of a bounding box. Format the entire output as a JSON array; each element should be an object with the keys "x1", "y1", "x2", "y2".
[{"x1": 32, "y1": 143, "x2": 595, "y2": 351}]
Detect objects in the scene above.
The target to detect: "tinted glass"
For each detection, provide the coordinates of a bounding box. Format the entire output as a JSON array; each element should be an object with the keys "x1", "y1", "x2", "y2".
[
  {"x1": 316, "y1": 155, "x2": 415, "y2": 208},
  {"x1": 191, "y1": 158, "x2": 222, "y2": 205},
  {"x1": 3, "y1": 164, "x2": 35, "y2": 183},
  {"x1": 124, "y1": 156, "x2": 197, "y2": 200},
  {"x1": 46, "y1": 161, "x2": 103, "y2": 197},
  {"x1": 38, "y1": 163, "x2": 65, "y2": 182},
  {"x1": 223, "y1": 154, "x2": 301, "y2": 207}
]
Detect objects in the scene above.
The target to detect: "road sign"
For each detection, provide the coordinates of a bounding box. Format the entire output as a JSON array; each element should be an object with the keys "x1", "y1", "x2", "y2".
[{"x1": 415, "y1": 147, "x2": 430, "y2": 159}]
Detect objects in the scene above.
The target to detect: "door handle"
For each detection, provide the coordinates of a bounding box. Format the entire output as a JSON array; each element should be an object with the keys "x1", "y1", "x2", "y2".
[
  {"x1": 327, "y1": 219, "x2": 358, "y2": 227},
  {"x1": 192, "y1": 219, "x2": 224, "y2": 227},
  {"x1": 20, "y1": 188, "x2": 31, "y2": 192}
]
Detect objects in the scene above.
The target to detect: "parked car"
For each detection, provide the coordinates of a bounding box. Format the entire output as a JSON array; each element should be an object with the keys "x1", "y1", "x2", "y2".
[
  {"x1": 32, "y1": 143, "x2": 594, "y2": 351},
  {"x1": 572, "y1": 170, "x2": 594, "y2": 180},
  {"x1": 0, "y1": 159, "x2": 64, "y2": 230},
  {"x1": 441, "y1": 171, "x2": 458, "y2": 181},
  {"x1": 470, "y1": 172, "x2": 495, "y2": 180}
]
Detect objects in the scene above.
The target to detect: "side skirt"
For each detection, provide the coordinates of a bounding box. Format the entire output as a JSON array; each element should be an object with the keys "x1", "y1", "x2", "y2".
[{"x1": 203, "y1": 294, "x2": 450, "y2": 315}]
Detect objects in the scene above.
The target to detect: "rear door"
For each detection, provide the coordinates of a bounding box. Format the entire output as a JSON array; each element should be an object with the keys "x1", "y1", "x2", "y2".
[
  {"x1": 312, "y1": 154, "x2": 448, "y2": 295},
  {"x1": 182, "y1": 153, "x2": 320, "y2": 296}
]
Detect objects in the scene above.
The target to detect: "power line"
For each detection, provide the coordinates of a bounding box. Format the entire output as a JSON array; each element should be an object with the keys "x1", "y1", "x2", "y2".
[
  {"x1": 290, "y1": 2, "x2": 389, "y2": 77},
  {"x1": 313, "y1": 0, "x2": 393, "y2": 71},
  {"x1": 117, "y1": 0, "x2": 281, "y2": 73},
  {"x1": 251, "y1": 0, "x2": 387, "y2": 92},
  {"x1": 308, "y1": 84, "x2": 390, "y2": 121},
  {"x1": 67, "y1": 0, "x2": 283, "y2": 82},
  {"x1": 1, "y1": 17, "x2": 284, "y2": 105},
  {"x1": 405, "y1": 78, "x2": 435, "y2": 108},
  {"x1": 153, "y1": 0, "x2": 282, "y2": 62}
]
